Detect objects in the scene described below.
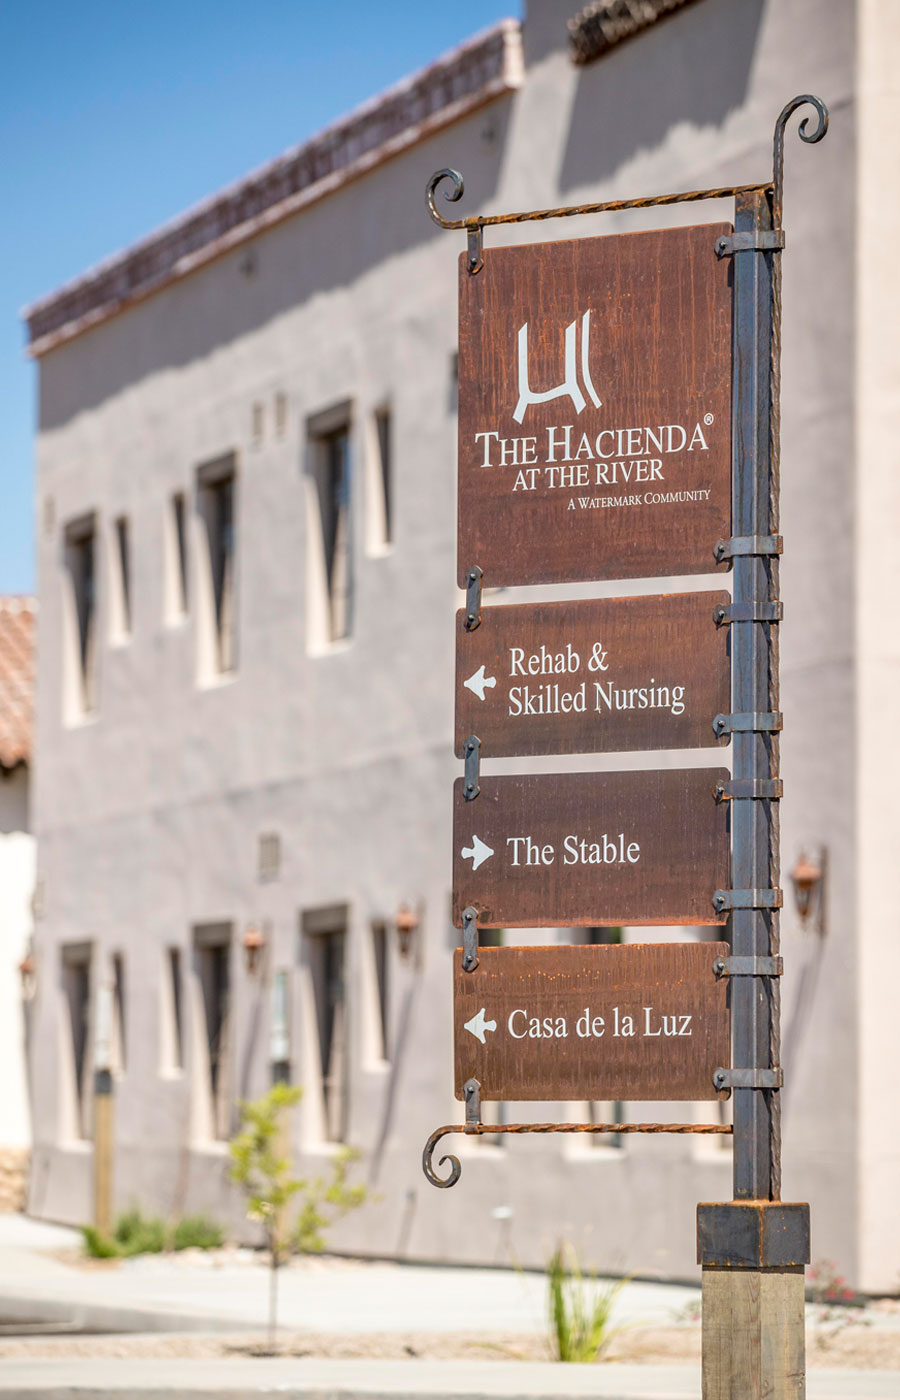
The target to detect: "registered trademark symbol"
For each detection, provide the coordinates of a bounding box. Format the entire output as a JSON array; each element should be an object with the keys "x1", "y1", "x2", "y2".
[{"x1": 704, "y1": 412, "x2": 715, "y2": 426}]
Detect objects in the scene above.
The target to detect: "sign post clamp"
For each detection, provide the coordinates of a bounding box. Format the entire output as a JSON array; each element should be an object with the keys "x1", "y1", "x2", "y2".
[
  {"x1": 714, "y1": 534, "x2": 783, "y2": 564},
  {"x1": 714, "y1": 600, "x2": 783, "y2": 626},
  {"x1": 464, "y1": 566, "x2": 483, "y2": 631},
  {"x1": 713, "y1": 888, "x2": 783, "y2": 914},
  {"x1": 713, "y1": 711, "x2": 782, "y2": 738}
]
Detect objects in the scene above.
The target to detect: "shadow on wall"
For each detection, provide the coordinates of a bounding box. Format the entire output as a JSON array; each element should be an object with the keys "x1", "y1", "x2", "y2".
[
  {"x1": 37, "y1": 99, "x2": 515, "y2": 433},
  {"x1": 559, "y1": 0, "x2": 766, "y2": 193}
]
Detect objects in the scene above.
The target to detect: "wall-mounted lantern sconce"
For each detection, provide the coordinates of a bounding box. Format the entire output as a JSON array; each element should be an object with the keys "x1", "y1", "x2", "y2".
[
  {"x1": 790, "y1": 849, "x2": 826, "y2": 935},
  {"x1": 395, "y1": 904, "x2": 420, "y2": 961},
  {"x1": 18, "y1": 948, "x2": 36, "y2": 1001},
  {"x1": 242, "y1": 923, "x2": 266, "y2": 975}
]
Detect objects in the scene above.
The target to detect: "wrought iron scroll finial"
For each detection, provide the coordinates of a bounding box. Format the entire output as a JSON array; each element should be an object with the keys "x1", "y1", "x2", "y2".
[
  {"x1": 426, "y1": 169, "x2": 484, "y2": 272},
  {"x1": 426, "y1": 168, "x2": 467, "y2": 229},
  {"x1": 422, "y1": 1125, "x2": 463, "y2": 1188},
  {"x1": 773, "y1": 95, "x2": 829, "y2": 227}
]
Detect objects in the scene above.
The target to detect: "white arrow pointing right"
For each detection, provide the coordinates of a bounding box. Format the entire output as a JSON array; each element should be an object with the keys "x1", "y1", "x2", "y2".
[{"x1": 461, "y1": 834, "x2": 494, "y2": 871}]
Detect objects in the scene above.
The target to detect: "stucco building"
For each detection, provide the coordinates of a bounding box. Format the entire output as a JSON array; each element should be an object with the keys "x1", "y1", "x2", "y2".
[
  {"x1": 23, "y1": 0, "x2": 900, "y2": 1290},
  {"x1": 0, "y1": 596, "x2": 35, "y2": 1209}
]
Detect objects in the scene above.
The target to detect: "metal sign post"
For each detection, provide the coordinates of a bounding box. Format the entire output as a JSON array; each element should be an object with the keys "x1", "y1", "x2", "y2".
[{"x1": 422, "y1": 95, "x2": 828, "y2": 1400}]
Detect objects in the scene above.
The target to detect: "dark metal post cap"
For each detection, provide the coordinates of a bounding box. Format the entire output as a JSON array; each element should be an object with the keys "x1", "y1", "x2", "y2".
[{"x1": 697, "y1": 1201, "x2": 810, "y2": 1269}]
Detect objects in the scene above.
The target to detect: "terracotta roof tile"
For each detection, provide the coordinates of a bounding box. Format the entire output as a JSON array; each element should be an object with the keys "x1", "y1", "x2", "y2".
[
  {"x1": 569, "y1": 0, "x2": 699, "y2": 65},
  {"x1": 0, "y1": 597, "x2": 36, "y2": 769}
]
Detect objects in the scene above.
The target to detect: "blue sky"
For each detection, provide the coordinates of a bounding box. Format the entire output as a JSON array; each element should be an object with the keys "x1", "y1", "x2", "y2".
[{"x1": 0, "y1": 1, "x2": 519, "y2": 594}]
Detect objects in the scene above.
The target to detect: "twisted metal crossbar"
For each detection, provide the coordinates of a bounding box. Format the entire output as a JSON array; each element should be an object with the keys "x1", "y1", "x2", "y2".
[
  {"x1": 423, "y1": 1120, "x2": 733, "y2": 1189},
  {"x1": 425, "y1": 94, "x2": 827, "y2": 272}
]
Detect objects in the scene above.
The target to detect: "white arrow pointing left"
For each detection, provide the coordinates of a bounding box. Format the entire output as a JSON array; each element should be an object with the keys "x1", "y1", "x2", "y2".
[
  {"x1": 464, "y1": 1008, "x2": 497, "y2": 1044},
  {"x1": 463, "y1": 665, "x2": 497, "y2": 702},
  {"x1": 461, "y1": 834, "x2": 494, "y2": 871}
]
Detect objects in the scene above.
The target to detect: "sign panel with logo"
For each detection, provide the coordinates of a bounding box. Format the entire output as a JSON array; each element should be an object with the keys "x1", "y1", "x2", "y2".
[
  {"x1": 455, "y1": 590, "x2": 730, "y2": 757},
  {"x1": 454, "y1": 942, "x2": 730, "y2": 1102},
  {"x1": 452, "y1": 767, "x2": 729, "y2": 928},
  {"x1": 457, "y1": 225, "x2": 733, "y2": 587}
]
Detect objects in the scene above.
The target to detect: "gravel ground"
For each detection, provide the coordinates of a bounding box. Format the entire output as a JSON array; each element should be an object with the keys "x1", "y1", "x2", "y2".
[
  {"x1": 0, "y1": 1322, "x2": 896, "y2": 1370},
  {"x1": 2, "y1": 1242, "x2": 893, "y2": 1372}
]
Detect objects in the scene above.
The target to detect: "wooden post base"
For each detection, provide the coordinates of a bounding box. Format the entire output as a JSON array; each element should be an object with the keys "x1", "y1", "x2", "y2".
[{"x1": 702, "y1": 1265, "x2": 805, "y2": 1399}]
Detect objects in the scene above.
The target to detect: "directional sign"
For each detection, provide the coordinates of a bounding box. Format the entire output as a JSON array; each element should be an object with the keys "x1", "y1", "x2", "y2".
[
  {"x1": 455, "y1": 591, "x2": 730, "y2": 757},
  {"x1": 454, "y1": 942, "x2": 730, "y2": 1102},
  {"x1": 457, "y1": 225, "x2": 733, "y2": 587},
  {"x1": 453, "y1": 768, "x2": 729, "y2": 927}
]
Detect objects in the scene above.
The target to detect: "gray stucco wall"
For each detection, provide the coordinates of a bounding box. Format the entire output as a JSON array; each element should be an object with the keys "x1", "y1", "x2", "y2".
[{"x1": 29, "y1": 0, "x2": 884, "y2": 1287}]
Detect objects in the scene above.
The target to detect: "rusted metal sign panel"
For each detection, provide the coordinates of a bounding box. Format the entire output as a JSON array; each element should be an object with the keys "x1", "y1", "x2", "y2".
[
  {"x1": 454, "y1": 941, "x2": 730, "y2": 1102},
  {"x1": 453, "y1": 767, "x2": 729, "y2": 928},
  {"x1": 455, "y1": 590, "x2": 730, "y2": 757},
  {"x1": 457, "y1": 225, "x2": 733, "y2": 587}
]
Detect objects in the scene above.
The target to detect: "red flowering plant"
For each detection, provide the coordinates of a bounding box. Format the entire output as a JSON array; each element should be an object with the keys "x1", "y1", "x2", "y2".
[{"x1": 806, "y1": 1259, "x2": 867, "y2": 1348}]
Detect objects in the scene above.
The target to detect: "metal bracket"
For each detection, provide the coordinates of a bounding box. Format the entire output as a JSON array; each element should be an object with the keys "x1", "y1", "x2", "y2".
[
  {"x1": 461, "y1": 906, "x2": 479, "y2": 972},
  {"x1": 464, "y1": 735, "x2": 480, "y2": 801},
  {"x1": 714, "y1": 535, "x2": 782, "y2": 563},
  {"x1": 466, "y1": 223, "x2": 484, "y2": 275},
  {"x1": 714, "y1": 777, "x2": 783, "y2": 802},
  {"x1": 465, "y1": 566, "x2": 483, "y2": 630},
  {"x1": 713, "y1": 1067, "x2": 783, "y2": 1092},
  {"x1": 714, "y1": 955, "x2": 783, "y2": 978},
  {"x1": 715, "y1": 229, "x2": 786, "y2": 258},
  {"x1": 423, "y1": 1118, "x2": 732, "y2": 1188},
  {"x1": 714, "y1": 888, "x2": 783, "y2": 913},
  {"x1": 713, "y1": 711, "x2": 782, "y2": 737},
  {"x1": 714, "y1": 600, "x2": 783, "y2": 626}
]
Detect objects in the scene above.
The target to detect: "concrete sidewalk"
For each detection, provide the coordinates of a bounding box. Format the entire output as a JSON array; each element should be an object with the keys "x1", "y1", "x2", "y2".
[
  {"x1": 0, "y1": 1214, "x2": 700, "y2": 1337},
  {"x1": 0, "y1": 1357, "x2": 897, "y2": 1399},
  {"x1": 0, "y1": 1216, "x2": 896, "y2": 1399}
]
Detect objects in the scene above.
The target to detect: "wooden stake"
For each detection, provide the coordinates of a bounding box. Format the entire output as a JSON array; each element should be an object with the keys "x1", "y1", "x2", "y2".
[{"x1": 93, "y1": 1071, "x2": 114, "y2": 1235}]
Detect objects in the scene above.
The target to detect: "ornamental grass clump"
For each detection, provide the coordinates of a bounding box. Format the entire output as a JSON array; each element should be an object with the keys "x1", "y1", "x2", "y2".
[
  {"x1": 547, "y1": 1242, "x2": 627, "y2": 1363},
  {"x1": 82, "y1": 1207, "x2": 222, "y2": 1259}
]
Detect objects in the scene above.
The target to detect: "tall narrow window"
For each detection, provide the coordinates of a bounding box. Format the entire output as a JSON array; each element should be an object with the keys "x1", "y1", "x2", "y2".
[
  {"x1": 583, "y1": 927, "x2": 624, "y2": 1145},
  {"x1": 61, "y1": 943, "x2": 92, "y2": 1140},
  {"x1": 586, "y1": 926, "x2": 623, "y2": 945},
  {"x1": 63, "y1": 515, "x2": 97, "y2": 720},
  {"x1": 193, "y1": 925, "x2": 232, "y2": 1139},
  {"x1": 366, "y1": 407, "x2": 392, "y2": 552},
  {"x1": 306, "y1": 406, "x2": 352, "y2": 648},
  {"x1": 321, "y1": 428, "x2": 351, "y2": 640},
  {"x1": 270, "y1": 969, "x2": 290, "y2": 1075},
  {"x1": 111, "y1": 953, "x2": 126, "y2": 1074},
  {"x1": 372, "y1": 922, "x2": 389, "y2": 1062},
  {"x1": 302, "y1": 907, "x2": 348, "y2": 1142},
  {"x1": 196, "y1": 456, "x2": 237, "y2": 679},
  {"x1": 160, "y1": 947, "x2": 184, "y2": 1075},
  {"x1": 164, "y1": 492, "x2": 188, "y2": 622},
  {"x1": 111, "y1": 517, "x2": 132, "y2": 640}
]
